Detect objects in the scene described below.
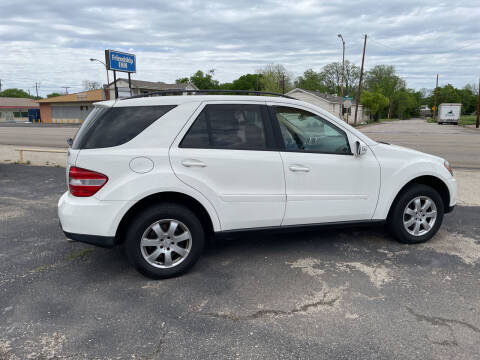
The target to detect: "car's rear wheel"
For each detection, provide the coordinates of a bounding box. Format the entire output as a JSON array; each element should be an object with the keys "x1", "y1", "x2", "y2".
[
  {"x1": 388, "y1": 184, "x2": 444, "y2": 244},
  {"x1": 125, "y1": 203, "x2": 205, "y2": 279}
]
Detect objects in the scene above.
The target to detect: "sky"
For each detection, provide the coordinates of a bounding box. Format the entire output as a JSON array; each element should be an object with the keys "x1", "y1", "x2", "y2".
[{"x1": 0, "y1": 0, "x2": 479, "y2": 97}]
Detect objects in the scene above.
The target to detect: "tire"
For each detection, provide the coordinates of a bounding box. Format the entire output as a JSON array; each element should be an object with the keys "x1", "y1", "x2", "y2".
[
  {"x1": 387, "y1": 184, "x2": 444, "y2": 244},
  {"x1": 125, "y1": 203, "x2": 205, "y2": 279}
]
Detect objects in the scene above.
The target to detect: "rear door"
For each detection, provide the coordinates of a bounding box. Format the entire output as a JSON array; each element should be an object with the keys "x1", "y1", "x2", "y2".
[{"x1": 169, "y1": 102, "x2": 286, "y2": 231}]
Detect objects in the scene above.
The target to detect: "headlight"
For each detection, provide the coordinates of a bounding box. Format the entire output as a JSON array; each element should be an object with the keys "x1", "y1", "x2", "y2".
[{"x1": 444, "y1": 160, "x2": 454, "y2": 176}]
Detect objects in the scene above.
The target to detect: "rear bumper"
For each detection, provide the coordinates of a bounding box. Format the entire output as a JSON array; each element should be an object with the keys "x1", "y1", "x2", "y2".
[
  {"x1": 58, "y1": 191, "x2": 133, "y2": 239},
  {"x1": 62, "y1": 230, "x2": 116, "y2": 248}
]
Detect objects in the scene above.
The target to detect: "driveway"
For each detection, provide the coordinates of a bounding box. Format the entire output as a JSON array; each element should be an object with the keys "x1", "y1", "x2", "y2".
[
  {"x1": 1, "y1": 164, "x2": 479, "y2": 359},
  {"x1": 360, "y1": 119, "x2": 480, "y2": 169}
]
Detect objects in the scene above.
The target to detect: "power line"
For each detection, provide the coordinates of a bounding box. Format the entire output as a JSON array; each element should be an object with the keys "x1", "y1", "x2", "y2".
[{"x1": 369, "y1": 37, "x2": 478, "y2": 55}]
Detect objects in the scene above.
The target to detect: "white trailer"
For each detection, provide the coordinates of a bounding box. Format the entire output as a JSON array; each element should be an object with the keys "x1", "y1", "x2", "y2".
[{"x1": 438, "y1": 103, "x2": 461, "y2": 125}]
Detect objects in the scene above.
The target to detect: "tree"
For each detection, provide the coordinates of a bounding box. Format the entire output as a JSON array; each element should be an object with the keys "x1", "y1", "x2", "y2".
[
  {"x1": 46, "y1": 92, "x2": 62, "y2": 98},
  {"x1": 0, "y1": 88, "x2": 31, "y2": 98},
  {"x1": 258, "y1": 64, "x2": 293, "y2": 93},
  {"x1": 230, "y1": 74, "x2": 262, "y2": 91},
  {"x1": 365, "y1": 65, "x2": 405, "y2": 118},
  {"x1": 175, "y1": 77, "x2": 189, "y2": 84},
  {"x1": 82, "y1": 80, "x2": 101, "y2": 91},
  {"x1": 392, "y1": 89, "x2": 420, "y2": 119},
  {"x1": 295, "y1": 69, "x2": 326, "y2": 92},
  {"x1": 360, "y1": 90, "x2": 390, "y2": 121},
  {"x1": 320, "y1": 61, "x2": 360, "y2": 96},
  {"x1": 176, "y1": 70, "x2": 219, "y2": 90}
]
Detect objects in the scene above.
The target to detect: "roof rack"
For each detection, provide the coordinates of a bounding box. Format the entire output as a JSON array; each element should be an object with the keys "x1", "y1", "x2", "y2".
[{"x1": 124, "y1": 89, "x2": 294, "y2": 100}]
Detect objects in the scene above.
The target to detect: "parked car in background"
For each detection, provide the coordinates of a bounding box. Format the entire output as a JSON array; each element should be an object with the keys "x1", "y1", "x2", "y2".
[{"x1": 58, "y1": 91, "x2": 457, "y2": 279}]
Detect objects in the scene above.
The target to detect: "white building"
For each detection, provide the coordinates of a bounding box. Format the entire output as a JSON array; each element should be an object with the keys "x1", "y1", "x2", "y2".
[
  {"x1": 107, "y1": 78, "x2": 198, "y2": 99},
  {"x1": 286, "y1": 88, "x2": 368, "y2": 124}
]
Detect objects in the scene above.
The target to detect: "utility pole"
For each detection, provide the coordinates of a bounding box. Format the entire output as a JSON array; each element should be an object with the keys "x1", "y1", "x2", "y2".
[
  {"x1": 282, "y1": 73, "x2": 285, "y2": 94},
  {"x1": 62, "y1": 86, "x2": 70, "y2": 94},
  {"x1": 35, "y1": 82, "x2": 39, "y2": 98},
  {"x1": 337, "y1": 34, "x2": 345, "y2": 120},
  {"x1": 354, "y1": 34, "x2": 367, "y2": 125},
  {"x1": 476, "y1": 77, "x2": 480, "y2": 129},
  {"x1": 433, "y1": 74, "x2": 439, "y2": 122},
  {"x1": 0, "y1": 79, "x2": 2, "y2": 92}
]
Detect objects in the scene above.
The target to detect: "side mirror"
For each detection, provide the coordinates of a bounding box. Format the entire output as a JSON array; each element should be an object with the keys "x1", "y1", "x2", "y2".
[
  {"x1": 355, "y1": 140, "x2": 367, "y2": 156},
  {"x1": 67, "y1": 138, "x2": 73, "y2": 147}
]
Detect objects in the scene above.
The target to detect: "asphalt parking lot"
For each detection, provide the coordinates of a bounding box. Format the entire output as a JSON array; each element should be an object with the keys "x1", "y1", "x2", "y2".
[{"x1": 1, "y1": 164, "x2": 480, "y2": 359}]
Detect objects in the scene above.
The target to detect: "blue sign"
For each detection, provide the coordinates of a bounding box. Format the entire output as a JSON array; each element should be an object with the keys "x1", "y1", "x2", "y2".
[{"x1": 105, "y1": 50, "x2": 136, "y2": 73}]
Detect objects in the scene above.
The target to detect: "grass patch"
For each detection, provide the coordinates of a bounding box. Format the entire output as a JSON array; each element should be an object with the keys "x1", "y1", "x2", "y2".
[
  {"x1": 67, "y1": 249, "x2": 93, "y2": 261},
  {"x1": 31, "y1": 264, "x2": 50, "y2": 273},
  {"x1": 459, "y1": 115, "x2": 478, "y2": 126},
  {"x1": 426, "y1": 115, "x2": 478, "y2": 125}
]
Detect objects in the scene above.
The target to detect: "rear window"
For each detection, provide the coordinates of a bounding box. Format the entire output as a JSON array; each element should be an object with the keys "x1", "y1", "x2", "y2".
[{"x1": 72, "y1": 105, "x2": 176, "y2": 149}]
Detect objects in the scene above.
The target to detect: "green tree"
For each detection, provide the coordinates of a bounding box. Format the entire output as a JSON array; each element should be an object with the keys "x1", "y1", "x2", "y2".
[
  {"x1": 46, "y1": 92, "x2": 62, "y2": 98},
  {"x1": 360, "y1": 90, "x2": 390, "y2": 121},
  {"x1": 320, "y1": 61, "x2": 360, "y2": 96},
  {"x1": 457, "y1": 86, "x2": 477, "y2": 114},
  {"x1": 295, "y1": 69, "x2": 326, "y2": 92},
  {"x1": 258, "y1": 64, "x2": 293, "y2": 93},
  {"x1": 365, "y1": 65, "x2": 405, "y2": 118},
  {"x1": 0, "y1": 88, "x2": 31, "y2": 98},
  {"x1": 230, "y1": 74, "x2": 262, "y2": 91},
  {"x1": 426, "y1": 84, "x2": 461, "y2": 110},
  {"x1": 176, "y1": 70, "x2": 219, "y2": 90},
  {"x1": 392, "y1": 89, "x2": 420, "y2": 119}
]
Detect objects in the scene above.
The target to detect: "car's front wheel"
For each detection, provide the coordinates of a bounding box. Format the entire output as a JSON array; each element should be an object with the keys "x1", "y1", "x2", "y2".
[
  {"x1": 125, "y1": 203, "x2": 205, "y2": 279},
  {"x1": 388, "y1": 184, "x2": 444, "y2": 244}
]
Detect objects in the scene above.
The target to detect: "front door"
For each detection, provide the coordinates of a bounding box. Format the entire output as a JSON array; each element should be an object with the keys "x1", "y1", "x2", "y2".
[
  {"x1": 268, "y1": 104, "x2": 380, "y2": 226},
  {"x1": 170, "y1": 102, "x2": 286, "y2": 231}
]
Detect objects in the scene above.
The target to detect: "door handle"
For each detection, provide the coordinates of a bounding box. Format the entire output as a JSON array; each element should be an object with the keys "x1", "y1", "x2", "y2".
[
  {"x1": 289, "y1": 165, "x2": 310, "y2": 172},
  {"x1": 181, "y1": 159, "x2": 206, "y2": 168}
]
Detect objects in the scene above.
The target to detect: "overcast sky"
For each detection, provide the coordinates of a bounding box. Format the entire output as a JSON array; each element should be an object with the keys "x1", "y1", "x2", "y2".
[{"x1": 1, "y1": 0, "x2": 479, "y2": 96}]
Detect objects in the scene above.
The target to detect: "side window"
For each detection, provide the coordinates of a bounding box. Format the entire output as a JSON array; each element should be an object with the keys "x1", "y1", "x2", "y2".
[
  {"x1": 180, "y1": 104, "x2": 269, "y2": 150},
  {"x1": 72, "y1": 105, "x2": 176, "y2": 149},
  {"x1": 274, "y1": 106, "x2": 351, "y2": 154}
]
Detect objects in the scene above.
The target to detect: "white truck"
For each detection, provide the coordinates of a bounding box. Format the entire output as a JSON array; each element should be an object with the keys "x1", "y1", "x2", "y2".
[{"x1": 438, "y1": 103, "x2": 461, "y2": 125}]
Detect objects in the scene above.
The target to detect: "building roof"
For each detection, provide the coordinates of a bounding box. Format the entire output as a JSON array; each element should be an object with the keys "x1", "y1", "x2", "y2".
[
  {"x1": 37, "y1": 89, "x2": 105, "y2": 103},
  {"x1": 286, "y1": 88, "x2": 344, "y2": 104},
  {"x1": 0, "y1": 97, "x2": 39, "y2": 108},
  {"x1": 109, "y1": 78, "x2": 198, "y2": 91}
]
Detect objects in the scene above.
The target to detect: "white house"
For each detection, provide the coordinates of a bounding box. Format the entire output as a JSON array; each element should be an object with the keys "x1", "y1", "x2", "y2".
[
  {"x1": 286, "y1": 88, "x2": 368, "y2": 124},
  {"x1": 107, "y1": 78, "x2": 198, "y2": 99}
]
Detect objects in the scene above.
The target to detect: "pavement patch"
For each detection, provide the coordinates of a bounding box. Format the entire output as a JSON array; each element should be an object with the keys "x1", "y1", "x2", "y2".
[{"x1": 420, "y1": 229, "x2": 480, "y2": 265}]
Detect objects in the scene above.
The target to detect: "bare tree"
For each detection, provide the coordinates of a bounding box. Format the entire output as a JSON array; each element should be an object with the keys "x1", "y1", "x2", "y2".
[{"x1": 82, "y1": 80, "x2": 102, "y2": 91}]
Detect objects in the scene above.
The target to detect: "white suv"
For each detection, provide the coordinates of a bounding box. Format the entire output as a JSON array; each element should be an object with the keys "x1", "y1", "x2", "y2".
[{"x1": 58, "y1": 92, "x2": 457, "y2": 279}]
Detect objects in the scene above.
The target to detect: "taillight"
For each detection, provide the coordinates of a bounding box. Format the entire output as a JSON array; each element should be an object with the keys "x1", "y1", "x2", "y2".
[{"x1": 69, "y1": 166, "x2": 108, "y2": 197}]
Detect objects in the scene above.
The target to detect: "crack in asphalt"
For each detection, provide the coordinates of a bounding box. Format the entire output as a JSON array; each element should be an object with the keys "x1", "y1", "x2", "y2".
[
  {"x1": 199, "y1": 294, "x2": 339, "y2": 322},
  {"x1": 407, "y1": 307, "x2": 480, "y2": 334},
  {"x1": 407, "y1": 307, "x2": 480, "y2": 347}
]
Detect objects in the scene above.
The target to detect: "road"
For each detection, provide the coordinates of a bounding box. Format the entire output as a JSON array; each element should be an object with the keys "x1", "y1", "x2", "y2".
[
  {"x1": 1, "y1": 119, "x2": 478, "y2": 168},
  {"x1": 0, "y1": 124, "x2": 78, "y2": 148},
  {"x1": 361, "y1": 119, "x2": 480, "y2": 169},
  {"x1": 1, "y1": 164, "x2": 479, "y2": 359}
]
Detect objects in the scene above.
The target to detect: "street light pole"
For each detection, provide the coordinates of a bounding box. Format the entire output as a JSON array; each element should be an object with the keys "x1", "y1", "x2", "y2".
[
  {"x1": 90, "y1": 58, "x2": 110, "y2": 86},
  {"x1": 338, "y1": 34, "x2": 345, "y2": 121}
]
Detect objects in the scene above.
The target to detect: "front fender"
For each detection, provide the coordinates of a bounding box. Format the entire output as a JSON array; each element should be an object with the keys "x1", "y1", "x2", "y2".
[{"x1": 373, "y1": 157, "x2": 455, "y2": 219}]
